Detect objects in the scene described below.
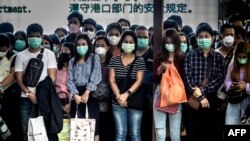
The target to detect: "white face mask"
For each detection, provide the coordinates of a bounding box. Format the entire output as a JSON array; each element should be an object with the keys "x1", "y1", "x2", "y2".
[
  {"x1": 0, "y1": 51, "x2": 7, "y2": 58},
  {"x1": 165, "y1": 44, "x2": 175, "y2": 52},
  {"x1": 43, "y1": 45, "x2": 50, "y2": 49},
  {"x1": 222, "y1": 36, "x2": 234, "y2": 47},
  {"x1": 107, "y1": 36, "x2": 120, "y2": 45},
  {"x1": 84, "y1": 31, "x2": 95, "y2": 40},
  {"x1": 95, "y1": 47, "x2": 107, "y2": 56}
]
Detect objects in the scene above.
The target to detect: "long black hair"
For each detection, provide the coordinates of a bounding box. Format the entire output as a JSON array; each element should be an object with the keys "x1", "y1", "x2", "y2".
[
  {"x1": 73, "y1": 34, "x2": 92, "y2": 66},
  {"x1": 118, "y1": 30, "x2": 138, "y2": 54},
  {"x1": 57, "y1": 42, "x2": 74, "y2": 70}
]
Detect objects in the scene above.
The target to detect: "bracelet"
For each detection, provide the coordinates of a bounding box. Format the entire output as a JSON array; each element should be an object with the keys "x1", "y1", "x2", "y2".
[
  {"x1": 127, "y1": 90, "x2": 132, "y2": 96},
  {"x1": 198, "y1": 95, "x2": 206, "y2": 101},
  {"x1": 25, "y1": 91, "x2": 31, "y2": 96}
]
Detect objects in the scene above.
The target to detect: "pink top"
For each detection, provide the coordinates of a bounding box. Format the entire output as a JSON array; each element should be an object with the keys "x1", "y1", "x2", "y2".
[
  {"x1": 55, "y1": 67, "x2": 69, "y2": 95},
  {"x1": 224, "y1": 62, "x2": 250, "y2": 94}
]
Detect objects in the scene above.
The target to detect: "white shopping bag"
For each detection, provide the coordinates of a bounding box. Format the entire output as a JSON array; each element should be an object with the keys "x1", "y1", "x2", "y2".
[
  {"x1": 70, "y1": 105, "x2": 95, "y2": 141},
  {"x1": 28, "y1": 116, "x2": 49, "y2": 141}
]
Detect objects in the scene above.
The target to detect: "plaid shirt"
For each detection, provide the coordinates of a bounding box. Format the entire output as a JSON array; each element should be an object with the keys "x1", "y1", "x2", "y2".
[{"x1": 184, "y1": 48, "x2": 225, "y2": 96}]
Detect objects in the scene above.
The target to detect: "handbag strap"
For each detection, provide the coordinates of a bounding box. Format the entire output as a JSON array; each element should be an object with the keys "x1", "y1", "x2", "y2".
[
  {"x1": 125, "y1": 56, "x2": 137, "y2": 79},
  {"x1": 37, "y1": 48, "x2": 44, "y2": 60},
  {"x1": 75, "y1": 104, "x2": 89, "y2": 119}
]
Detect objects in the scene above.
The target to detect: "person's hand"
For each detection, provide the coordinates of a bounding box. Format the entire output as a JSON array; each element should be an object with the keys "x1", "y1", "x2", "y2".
[
  {"x1": 74, "y1": 94, "x2": 82, "y2": 105},
  {"x1": 200, "y1": 98, "x2": 210, "y2": 109},
  {"x1": 157, "y1": 62, "x2": 167, "y2": 75},
  {"x1": 28, "y1": 92, "x2": 37, "y2": 104},
  {"x1": 230, "y1": 82, "x2": 239, "y2": 89},
  {"x1": 116, "y1": 94, "x2": 128, "y2": 107},
  {"x1": 192, "y1": 87, "x2": 202, "y2": 98},
  {"x1": 81, "y1": 91, "x2": 90, "y2": 103},
  {"x1": 63, "y1": 103, "x2": 71, "y2": 113},
  {"x1": 235, "y1": 81, "x2": 247, "y2": 91}
]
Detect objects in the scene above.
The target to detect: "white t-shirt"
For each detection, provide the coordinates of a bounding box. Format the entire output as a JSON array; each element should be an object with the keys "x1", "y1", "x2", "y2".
[{"x1": 15, "y1": 48, "x2": 57, "y2": 97}]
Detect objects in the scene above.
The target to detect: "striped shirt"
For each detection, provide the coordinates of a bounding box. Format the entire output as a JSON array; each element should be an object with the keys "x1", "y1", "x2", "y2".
[
  {"x1": 108, "y1": 56, "x2": 146, "y2": 80},
  {"x1": 67, "y1": 54, "x2": 102, "y2": 96}
]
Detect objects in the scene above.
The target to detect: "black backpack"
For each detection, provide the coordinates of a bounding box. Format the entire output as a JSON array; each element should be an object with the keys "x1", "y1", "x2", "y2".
[{"x1": 23, "y1": 48, "x2": 44, "y2": 87}]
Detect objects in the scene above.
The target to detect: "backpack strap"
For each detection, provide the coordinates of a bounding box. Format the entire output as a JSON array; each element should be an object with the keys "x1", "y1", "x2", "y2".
[{"x1": 37, "y1": 48, "x2": 45, "y2": 60}]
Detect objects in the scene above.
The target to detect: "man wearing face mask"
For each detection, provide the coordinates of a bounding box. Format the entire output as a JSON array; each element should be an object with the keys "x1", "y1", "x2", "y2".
[
  {"x1": 135, "y1": 25, "x2": 153, "y2": 141},
  {"x1": 68, "y1": 11, "x2": 83, "y2": 34},
  {"x1": 184, "y1": 23, "x2": 224, "y2": 141},
  {"x1": 14, "y1": 23, "x2": 58, "y2": 141},
  {"x1": 82, "y1": 18, "x2": 97, "y2": 42},
  {"x1": 214, "y1": 23, "x2": 235, "y2": 141}
]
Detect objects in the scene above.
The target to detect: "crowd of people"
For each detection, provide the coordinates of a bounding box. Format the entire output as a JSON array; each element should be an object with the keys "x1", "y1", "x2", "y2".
[{"x1": 0, "y1": 11, "x2": 250, "y2": 141}]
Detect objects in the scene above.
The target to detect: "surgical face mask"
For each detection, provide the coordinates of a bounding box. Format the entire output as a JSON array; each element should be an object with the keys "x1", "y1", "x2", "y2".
[
  {"x1": 223, "y1": 36, "x2": 234, "y2": 47},
  {"x1": 28, "y1": 37, "x2": 42, "y2": 49},
  {"x1": 0, "y1": 51, "x2": 7, "y2": 58},
  {"x1": 197, "y1": 38, "x2": 212, "y2": 49},
  {"x1": 95, "y1": 47, "x2": 107, "y2": 56},
  {"x1": 76, "y1": 45, "x2": 88, "y2": 56},
  {"x1": 181, "y1": 43, "x2": 188, "y2": 53},
  {"x1": 84, "y1": 31, "x2": 95, "y2": 40},
  {"x1": 107, "y1": 36, "x2": 120, "y2": 45},
  {"x1": 122, "y1": 43, "x2": 135, "y2": 54},
  {"x1": 59, "y1": 53, "x2": 71, "y2": 63},
  {"x1": 15, "y1": 40, "x2": 26, "y2": 51},
  {"x1": 53, "y1": 46, "x2": 59, "y2": 53},
  {"x1": 43, "y1": 45, "x2": 50, "y2": 49},
  {"x1": 165, "y1": 44, "x2": 175, "y2": 52},
  {"x1": 237, "y1": 58, "x2": 248, "y2": 65},
  {"x1": 189, "y1": 45, "x2": 193, "y2": 51},
  {"x1": 137, "y1": 38, "x2": 149, "y2": 49},
  {"x1": 69, "y1": 24, "x2": 79, "y2": 34}
]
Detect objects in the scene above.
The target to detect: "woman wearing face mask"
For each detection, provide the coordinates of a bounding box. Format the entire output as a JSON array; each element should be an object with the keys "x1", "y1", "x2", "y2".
[
  {"x1": 108, "y1": 30, "x2": 146, "y2": 141},
  {"x1": 42, "y1": 34, "x2": 53, "y2": 50},
  {"x1": 67, "y1": 34, "x2": 102, "y2": 141},
  {"x1": 14, "y1": 31, "x2": 28, "y2": 53},
  {"x1": 55, "y1": 42, "x2": 74, "y2": 115},
  {"x1": 106, "y1": 22, "x2": 123, "y2": 56},
  {"x1": 93, "y1": 36, "x2": 114, "y2": 141},
  {"x1": 179, "y1": 32, "x2": 190, "y2": 54},
  {"x1": 225, "y1": 42, "x2": 250, "y2": 125},
  {"x1": 153, "y1": 28, "x2": 185, "y2": 141}
]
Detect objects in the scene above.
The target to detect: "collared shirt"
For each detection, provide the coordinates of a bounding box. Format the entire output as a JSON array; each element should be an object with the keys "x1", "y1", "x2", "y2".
[
  {"x1": 67, "y1": 54, "x2": 102, "y2": 96},
  {"x1": 184, "y1": 48, "x2": 225, "y2": 96}
]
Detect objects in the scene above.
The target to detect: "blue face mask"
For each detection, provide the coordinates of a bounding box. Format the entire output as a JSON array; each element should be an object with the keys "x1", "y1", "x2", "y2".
[
  {"x1": 181, "y1": 43, "x2": 188, "y2": 53},
  {"x1": 76, "y1": 45, "x2": 88, "y2": 56},
  {"x1": 237, "y1": 58, "x2": 248, "y2": 65},
  {"x1": 165, "y1": 44, "x2": 175, "y2": 52},
  {"x1": 137, "y1": 38, "x2": 149, "y2": 49},
  {"x1": 28, "y1": 37, "x2": 42, "y2": 49},
  {"x1": 15, "y1": 40, "x2": 26, "y2": 51},
  {"x1": 198, "y1": 38, "x2": 212, "y2": 49}
]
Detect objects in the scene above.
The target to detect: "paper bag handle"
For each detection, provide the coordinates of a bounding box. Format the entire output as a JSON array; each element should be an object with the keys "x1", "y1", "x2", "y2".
[{"x1": 75, "y1": 104, "x2": 89, "y2": 119}]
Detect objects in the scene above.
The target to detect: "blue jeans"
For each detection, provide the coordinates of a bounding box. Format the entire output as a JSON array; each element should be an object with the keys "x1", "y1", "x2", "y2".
[
  {"x1": 225, "y1": 102, "x2": 241, "y2": 125},
  {"x1": 112, "y1": 104, "x2": 143, "y2": 141},
  {"x1": 153, "y1": 87, "x2": 182, "y2": 141},
  {"x1": 20, "y1": 98, "x2": 33, "y2": 141}
]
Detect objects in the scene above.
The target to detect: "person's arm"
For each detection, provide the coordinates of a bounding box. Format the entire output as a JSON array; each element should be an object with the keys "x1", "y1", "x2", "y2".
[
  {"x1": 224, "y1": 62, "x2": 234, "y2": 92},
  {"x1": 48, "y1": 68, "x2": 57, "y2": 83},
  {"x1": 184, "y1": 53, "x2": 195, "y2": 95},
  {"x1": 67, "y1": 59, "x2": 79, "y2": 98},
  {"x1": 0, "y1": 68, "x2": 15, "y2": 87},
  {"x1": 152, "y1": 57, "x2": 162, "y2": 84},
  {"x1": 86, "y1": 54, "x2": 102, "y2": 92},
  {"x1": 109, "y1": 68, "x2": 120, "y2": 99}
]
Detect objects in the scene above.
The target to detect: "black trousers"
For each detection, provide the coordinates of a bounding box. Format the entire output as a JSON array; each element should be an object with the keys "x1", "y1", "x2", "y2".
[{"x1": 186, "y1": 94, "x2": 217, "y2": 141}]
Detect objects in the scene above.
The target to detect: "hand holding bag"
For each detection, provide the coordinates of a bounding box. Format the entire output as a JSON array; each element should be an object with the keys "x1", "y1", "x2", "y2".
[
  {"x1": 27, "y1": 105, "x2": 49, "y2": 141},
  {"x1": 159, "y1": 63, "x2": 187, "y2": 107},
  {"x1": 227, "y1": 89, "x2": 248, "y2": 104},
  {"x1": 70, "y1": 105, "x2": 95, "y2": 141}
]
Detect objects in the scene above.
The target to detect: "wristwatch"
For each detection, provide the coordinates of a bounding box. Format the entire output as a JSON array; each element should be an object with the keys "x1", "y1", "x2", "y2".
[
  {"x1": 25, "y1": 91, "x2": 31, "y2": 96},
  {"x1": 127, "y1": 90, "x2": 132, "y2": 96}
]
